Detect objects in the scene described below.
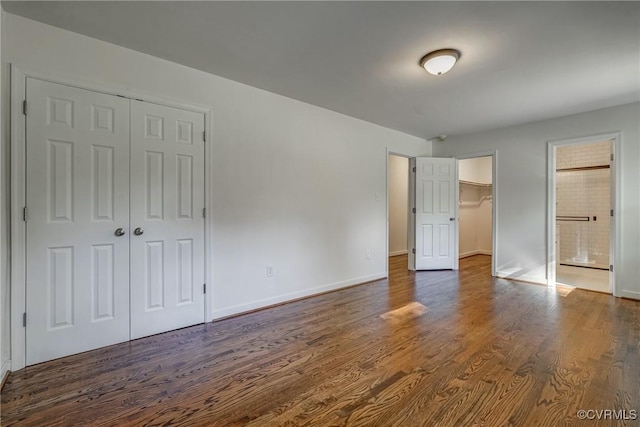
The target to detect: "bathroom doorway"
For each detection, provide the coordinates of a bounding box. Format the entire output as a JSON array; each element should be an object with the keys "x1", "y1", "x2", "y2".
[{"x1": 554, "y1": 139, "x2": 613, "y2": 293}]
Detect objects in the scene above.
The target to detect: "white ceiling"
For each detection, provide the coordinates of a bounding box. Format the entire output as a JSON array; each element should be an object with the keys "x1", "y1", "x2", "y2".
[{"x1": 2, "y1": 1, "x2": 639, "y2": 139}]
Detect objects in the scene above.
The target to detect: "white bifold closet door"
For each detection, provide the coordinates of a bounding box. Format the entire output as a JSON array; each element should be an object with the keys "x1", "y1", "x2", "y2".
[{"x1": 25, "y1": 78, "x2": 205, "y2": 365}]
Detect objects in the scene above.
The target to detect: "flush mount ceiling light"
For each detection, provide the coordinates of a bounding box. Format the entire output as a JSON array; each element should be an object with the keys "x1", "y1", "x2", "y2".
[{"x1": 420, "y1": 49, "x2": 461, "y2": 76}]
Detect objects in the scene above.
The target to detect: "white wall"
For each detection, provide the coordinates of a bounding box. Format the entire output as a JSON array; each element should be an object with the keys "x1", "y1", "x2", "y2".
[
  {"x1": 459, "y1": 156, "x2": 492, "y2": 184},
  {"x1": 459, "y1": 157, "x2": 492, "y2": 258},
  {"x1": 434, "y1": 102, "x2": 640, "y2": 299},
  {"x1": 388, "y1": 155, "x2": 408, "y2": 256},
  {"x1": 0, "y1": 13, "x2": 430, "y2": 370}
]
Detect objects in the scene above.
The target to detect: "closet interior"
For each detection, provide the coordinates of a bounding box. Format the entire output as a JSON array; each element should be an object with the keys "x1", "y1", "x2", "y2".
[{"x1": 458, "y1": 157, "x2": 493, "y2": 259}]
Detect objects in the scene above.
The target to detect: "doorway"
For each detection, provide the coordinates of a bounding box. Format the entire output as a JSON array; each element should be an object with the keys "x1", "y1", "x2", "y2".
[
  {"x1": 554, "y1": 140, "x2": 613, "y2": 293},
  {"x1": 458, "y1": 157, "x2": 493, "y2": 264},
  {"x1": 388, "y1": 154, "x2": 409, "y2": 260}
]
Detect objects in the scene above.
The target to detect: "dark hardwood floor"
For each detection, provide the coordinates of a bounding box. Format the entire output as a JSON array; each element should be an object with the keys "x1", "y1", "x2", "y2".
[{"x1": 2, "y1": 255, "x2": 639, "y2": 426}]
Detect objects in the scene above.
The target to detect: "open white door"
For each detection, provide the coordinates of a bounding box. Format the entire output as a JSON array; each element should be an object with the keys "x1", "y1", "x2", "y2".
[{"x1": 410, "y1": 157, "x2": 459, "y2": 270}]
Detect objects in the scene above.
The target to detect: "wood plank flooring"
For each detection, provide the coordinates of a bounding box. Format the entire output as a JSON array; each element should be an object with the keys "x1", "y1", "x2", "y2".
[{"x1": 2, "y1": 255, "x2": 639, "y2": 426}]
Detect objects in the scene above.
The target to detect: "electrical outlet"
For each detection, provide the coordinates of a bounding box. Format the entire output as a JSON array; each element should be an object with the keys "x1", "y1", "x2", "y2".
[
  {"x1": 266, "y1": 265, "x2": 274, "y2": 277},
  {"x1": 365, "y1": 250, "x2": 372, "y2": 260}
]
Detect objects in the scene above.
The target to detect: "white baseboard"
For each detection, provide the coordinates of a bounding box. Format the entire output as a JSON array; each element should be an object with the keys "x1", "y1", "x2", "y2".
[
  {"x1": 619, "y1": 290, "x2": 640, "y2": 300},
  {"x1": 389, "y1": 250, "x2": 408, "y2": 257},
  {"x1": 459, "y1": 250, "x2": 492, "y2": 259},
  {"x1": 211, "y1": 272, "x2": 387, "y2": 320},
  {"x1": 1, "y1": 359, "x2": 11, "y2": 387}
]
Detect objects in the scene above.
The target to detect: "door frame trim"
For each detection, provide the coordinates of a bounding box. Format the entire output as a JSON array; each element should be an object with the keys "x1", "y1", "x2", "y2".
[
  {"x1": 546, "y1": 132, "x2": 620, "y2": 296},
  {"x1": 10, "y1": 65, "x2": 215, "y2": 371}
]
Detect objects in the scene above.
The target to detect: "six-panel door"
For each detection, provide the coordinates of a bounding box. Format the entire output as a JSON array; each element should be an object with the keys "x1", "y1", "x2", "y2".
[
  {"x1": 129, "y1": 100, "x2": 206, "y2": 339},
  {"x1": 25, "y1": 79, "x2": 132, "y2": 365},
  {"x1": 414, "y1": 157, "x2": 458, "y2": 270}
]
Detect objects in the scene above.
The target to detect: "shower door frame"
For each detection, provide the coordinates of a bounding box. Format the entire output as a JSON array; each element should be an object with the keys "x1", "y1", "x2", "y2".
[{"x1": 547, "y1": 132, "x2": 620, "y2": 295}]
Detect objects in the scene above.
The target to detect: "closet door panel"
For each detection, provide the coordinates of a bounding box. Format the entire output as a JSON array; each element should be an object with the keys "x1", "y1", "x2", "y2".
[
  {"x1": 25, "y1": 78, "x2": 131, "y2": 365},
  {"x1": 129, "y1": 100, "x2": 205, "y2": 339}
]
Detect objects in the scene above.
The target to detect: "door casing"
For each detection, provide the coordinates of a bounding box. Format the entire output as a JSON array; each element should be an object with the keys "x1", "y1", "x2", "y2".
[{"x1": 10, "y1": 65, "x2": 214, "y2": 371}]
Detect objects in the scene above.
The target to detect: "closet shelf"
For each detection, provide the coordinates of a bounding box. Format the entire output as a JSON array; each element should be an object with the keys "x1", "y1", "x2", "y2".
[
  {"x1": 460, "y1": 196, "x2": 492, "y2": 207},
  {"x1": 459, "y1": 180, "x2": 492, "y2": 187}
]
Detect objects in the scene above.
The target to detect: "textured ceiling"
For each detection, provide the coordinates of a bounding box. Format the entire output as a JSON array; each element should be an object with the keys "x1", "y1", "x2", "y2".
[{"x1": 3, "y1": 1, "x2": 639, "y2": 138}]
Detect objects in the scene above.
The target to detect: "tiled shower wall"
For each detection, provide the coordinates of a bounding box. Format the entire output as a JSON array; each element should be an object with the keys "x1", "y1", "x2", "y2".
[{"x1": 556, "y1": 141, "x2": 611, "y2": 269}]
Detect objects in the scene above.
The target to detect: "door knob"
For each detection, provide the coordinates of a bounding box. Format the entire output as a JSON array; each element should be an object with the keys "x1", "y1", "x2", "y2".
[
  {"x1": 114, "y1": 228, "x2": 126, "y2": 237},
  {"x1": 449, "y1": 217, "x2": 455, "y2": 221},
  {"x1": 134, "y1": 227, "x2": 144, "y2": 236}
]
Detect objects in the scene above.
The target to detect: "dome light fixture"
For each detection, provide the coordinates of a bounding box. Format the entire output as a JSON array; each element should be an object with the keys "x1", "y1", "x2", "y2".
[{"x1": 420, "y1": 49, "x2": 461, "y2": 76}]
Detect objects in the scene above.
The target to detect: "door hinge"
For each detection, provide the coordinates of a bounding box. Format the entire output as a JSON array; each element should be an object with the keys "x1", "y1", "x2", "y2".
[
  {"x1": 610, "y1": 264, "x2": 613, "y2": 272},
  {"x1": 202, "y1": 208, "x2": 206, "y2": 218},
  {"x1": 412, "y1": 248, "x2": 416, "y2": 254},
  {"x1": 203, "y1": 283, "x2": 207, "y2": 294},
  {"x1": 23, "y1": 100, "x2": 27, "y2": 116},
  {"x1": 23, "y1": 206, "x2": 28, "y2": 221},
  {"x1": 203, "y1": 131, "x2": 206, "y2": 142},
  {"x1": 23, "y1": 312, "x2": 27, "y2": 327},
  {"x1": 610, "y1": 209, "x2": 614, "y2": 217},
  {"x1": 412, "y1": 207, "x2": 416, "y2": 214},
  {"x1": 412, "y1": 167, "x2": 416, "y2": 173},
  {"x1": 610, "y1": 153, "x2": 614, "y2": 161}
]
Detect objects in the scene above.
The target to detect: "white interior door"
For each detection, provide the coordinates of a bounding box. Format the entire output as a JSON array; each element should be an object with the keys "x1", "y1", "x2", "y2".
[
  {"x1": 129, "y1": 100, "x2": 206, "y2": 339},
  {"x1": 412, "y1": 157, "x2": 459, "y2": 270},
  {"x1": 25, "y1": 78, "x2": 131, "y2": 365}
]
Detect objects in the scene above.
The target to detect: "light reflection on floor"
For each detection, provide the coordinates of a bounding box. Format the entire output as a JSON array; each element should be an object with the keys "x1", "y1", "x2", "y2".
[{"x1": 556, "y1": 264, "x2": 610, "y2": 293}]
